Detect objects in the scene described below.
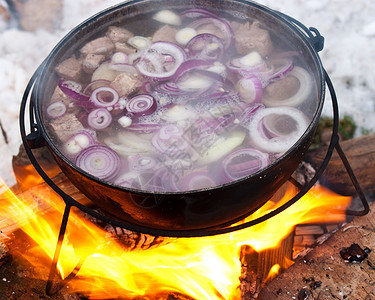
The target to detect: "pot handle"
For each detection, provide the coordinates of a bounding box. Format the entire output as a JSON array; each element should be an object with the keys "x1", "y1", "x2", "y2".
[
  {"x1": 274, "y1": 11, "x2": 325, "y2": 53},
  {"x1": 20, "y1": 60, "x2": 47, "y2": 149}
]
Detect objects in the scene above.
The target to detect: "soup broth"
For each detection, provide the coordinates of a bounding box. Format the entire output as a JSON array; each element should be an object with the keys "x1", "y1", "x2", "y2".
[{"x1": 43, "y1": 6, "x2": 318, "y2": 193}]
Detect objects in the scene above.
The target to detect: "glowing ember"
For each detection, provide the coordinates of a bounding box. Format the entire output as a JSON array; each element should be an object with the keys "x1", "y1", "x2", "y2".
[{"x1": 0, "y1": 175, "x2": 351, "y2": 299}]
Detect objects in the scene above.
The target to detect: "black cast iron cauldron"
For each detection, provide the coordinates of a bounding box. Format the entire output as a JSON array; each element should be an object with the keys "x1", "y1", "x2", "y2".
[{"x1": 26, "y1": 0, "x2": 325, "y2": 231}]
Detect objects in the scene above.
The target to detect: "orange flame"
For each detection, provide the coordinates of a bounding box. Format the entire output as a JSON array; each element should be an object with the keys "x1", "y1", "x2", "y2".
[{"x1": 0, "y1": 175, "x2": 351, "y2": 299}]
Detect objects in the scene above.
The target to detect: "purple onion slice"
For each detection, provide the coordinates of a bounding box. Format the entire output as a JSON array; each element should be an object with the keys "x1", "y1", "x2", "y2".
[
  {"x1": 63, "y1": 130, "x2": 96, "y2": 160},
  {"x1": 222, "y1": 148, "x2": 270, "y2": 181},
  {"x1": 90, "y1": 86, "x2": 119, "y2": 108},
  {"x1": 248, "y1": 106, "x2": 309, "y2": 153},
  {"x1": 87, "y1": 108, "x2": 112, "y2": 130},
  {"x1": 126, "y1": 94, "x2": 157, "y2": 116},
  {"x1": 186, "y1": 33, "x2": 225, "y2": 61},
  {"x1": 136, "y1": 41, "x2": 187, "y2": 80},
  {"x1": 180, "y1": 8, "x2": 219, "y2": 19},
  {"x1": 46, "y1": 101, "x2": 67, "y2": 119},
  {"x1": 178, "y1": 170, "x2": 217, "y2": 191},
  {"x1": 76, "y1": 145, "x2": 121, "y2": 181},
  {"x1": 262, "y1": 66, "x2": 312, "y2": 107},
  {"x1": 128, "y1": 155, "x2": 158, "y2": 171},
  {"x1": 58, "y1": 79, "x2": 89, "y2": 101},
  {"x1": 236, "y1": 75, "x2": 263, "y2": 104},
  {"x1": 188, "y1": 17, "x2": 234, "y2": 50}
]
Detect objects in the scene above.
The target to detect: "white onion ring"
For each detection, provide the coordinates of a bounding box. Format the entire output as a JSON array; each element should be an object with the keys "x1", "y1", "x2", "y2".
[
  {"x1": 262, "y1": 66, "x2": 312, "y2": 107},
  {"x1": 248, "y1": 106, "x2": 309, "y2": 153}
]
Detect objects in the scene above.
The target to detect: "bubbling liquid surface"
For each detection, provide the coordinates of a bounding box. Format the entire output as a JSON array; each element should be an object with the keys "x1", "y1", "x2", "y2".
[{"x1": 43, "y1": 6, "x2": 318, "y2": 193}]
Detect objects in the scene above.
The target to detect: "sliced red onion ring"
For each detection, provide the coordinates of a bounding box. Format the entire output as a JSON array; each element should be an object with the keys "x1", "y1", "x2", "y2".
[
  {"x1": 58, "y1": 79, "x2": 89, "y2": 101},
  {"x1": 152, "y1": 124, "x2": 189, "y2": 154},
  {"x1": 110, "y1": 63, "x2": 139, "y2": 75},
  {"x1": 126, "y1": 122, "x2": 162, "y2": 133},
  {"x1": 82, "y1": 79, "x2": 111, "y2": 95},
  {"x1": 87, "y1": 108, "x2": 112, "y2": 130},
  {"x1": 154, "y1": 81, "x2": 187, "y2": 96},
  {"x1": 248, "y1": 106, "x2": 309, "y2": 153},
  {"x1": 46, "y1": 101, "x2": 67, "y2": 119},
  {"x1": 236, "y1": 75, "x2": 263, "y2": 104},
  {"x1": 222, "y1": 148, "x2": 270, "y2": 181},
  {"x1": 238, "y1": 103, "x2": 264, "y2": 126},
  {"x1": 262, "y1": 66, "x2": 312, "y2": 107},
  {"x1": 136, "y1": 42, "x2": 187, "y2": 80},
  {"x1": 186, "y1": 33, "x2": 225, "y2": 61},
  {"x1": 180, "y1": 8, "x2": 219, "y2": 19},
  {"x1": 171, "y1": 59, "x2": 211, "y2": 82},
  {"x1": 267, "y1": 58, "x2": 294, "y2": 83},
  {"x1": 63, "y1": 130, "x2": 96, "y2": 159},
  {"x1": 128, "y1": 155, "x2": 158, "y2": 171},
  {"x1": 76, "y1": 145, "x2": 121, "y2": 181},
  {"x1": 126, "y1": 94, "x2": 157, "y2": 116},
  {"x1": 178, "y1": 170, "x2": 217, "y2": 191},
  {"x1": 188, "y1": 17, "x2": 234, "y2": 50},
  {"x1": 90, "y1": 86, "x2": 119, "y2": 108}
]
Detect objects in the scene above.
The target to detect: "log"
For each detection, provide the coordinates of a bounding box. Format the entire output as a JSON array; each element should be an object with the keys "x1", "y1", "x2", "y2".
[
  {"x1": 305, "y1": 133, "x2": 375, "y2": 196},
  {"x1": 257, "y1": 200, "x2": 375, "y2": 300}
]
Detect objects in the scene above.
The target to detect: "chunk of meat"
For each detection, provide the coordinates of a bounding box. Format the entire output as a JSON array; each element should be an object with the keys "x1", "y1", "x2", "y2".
[
  {"x1": 82, "y1": 53, "x2": 106, "y2": 74},
  {"x1": 110, "y1": 73, "x2": 142, "y2": 97},
  {"x1": 49, "y1": 113, "x2": 85, "y2": 143},
  {"x1": 264, "y1": 75, "x2": 300, "y2": 100},
  {"x1": 152, "y1": 25, "x2": 178, "y2": 44},
  {"x1": 233, "y1": 21, "x2": 273, "y2": 57},
  {"x1": 55, "y1": 56, "x2": 84, "y2": 82},
  {"x1": 106, "y1": 26, "x2": 134, "y2": 43},
  {"x1": 80, "y1": 37, "x2": 115, "y2": 57}
]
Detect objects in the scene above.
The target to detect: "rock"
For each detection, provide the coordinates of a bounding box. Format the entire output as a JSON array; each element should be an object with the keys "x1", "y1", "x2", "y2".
[{"x1": 6, "y1": 0, "x2": 63, "y2": 31}]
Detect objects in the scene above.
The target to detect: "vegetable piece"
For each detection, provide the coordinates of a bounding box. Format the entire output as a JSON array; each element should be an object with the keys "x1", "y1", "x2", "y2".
[
  {"x1": 111, "y1": 52, "x2": 129, "y2": 64},
  {"x1": 46, "y1": 101, "x2": 67, "y2": 119},
  {"x1": 127, "y1": 36, "x2": 152, "y2": 50},
  {"x1": 248, "y1": 106, "x2": 309, "y2": 153},
  {"x1": 175, "y1": 27, "x2": 197, "y2": 46},
  {"x1": 136, "y1": 41, "x2": 187, "y2": 80},
  {"x1": 128, "y1": 155, "x2": 158, "y2": 171},
  {"x1": 199, "y1": 130, "x2": 246, "y2": 164},
  {"x1": 152, "y1": 10, "x2": 182, "y2": 26},
  {"x1": 222, "y1": 148, "x2": 270, "y2": 180},
  {"x1": 126, "y1": 94, "x2": 157, "y2": 116},
  {"x1": 63, "y1": 130, "x2": 96, "y2": 159},
  {"x1": 151, "y1": 124, "x2": 189, "y2": 154},
  {"x1": 188, "y1": 16, "x2": 234, "y2": 50},
  {"x1": 76, "y1": 145, "x2": 121, "y2": 181},
  {"x1": 58, "y1": 79, "x2": 89, "y2": 101},
  {"x1": 87, "y1": 108, "x2": 112, "y2": 130},
  {"x1": 180, "y1": 8, "x2": 219, "y2": 19},
  {"x1": 118, "y1": 115, "x2": 132, "y2": 128},
  {"x1": 185, "y1": 33, "x2": 225, "y2": 61},
  {"x1": 90, "y1": 86, "x2": 119, "y2": 108},
  {"x1": 262, "y1": 66, "x2": 312, "y2": 107},
  {"x1": 236, "y1": 75, "x2": 263, "y2": 104},
  {"x1": 178, "y1": 170, "x2": 217, "y2": 191}
]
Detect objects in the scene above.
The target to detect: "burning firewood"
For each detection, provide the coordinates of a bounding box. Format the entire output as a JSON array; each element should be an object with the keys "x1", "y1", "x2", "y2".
[{"x1": 257, "y1": 200, "x2": 375, "y2": 300}]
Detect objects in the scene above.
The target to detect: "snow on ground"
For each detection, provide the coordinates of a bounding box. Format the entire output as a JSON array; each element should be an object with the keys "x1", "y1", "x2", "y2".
[{"x1": 0, "y1": 0, "x2": 374, "y2": 185}]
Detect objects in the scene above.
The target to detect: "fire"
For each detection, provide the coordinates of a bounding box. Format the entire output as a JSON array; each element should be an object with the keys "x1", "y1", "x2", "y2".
[{"x1": 0, "y1": 174, "x2": 351, "y2": 299}]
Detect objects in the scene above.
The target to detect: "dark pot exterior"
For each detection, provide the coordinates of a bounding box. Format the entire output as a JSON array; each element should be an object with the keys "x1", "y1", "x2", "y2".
[{"x1": 33, "y1": 0, "x2": 325, "y2": 230}]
